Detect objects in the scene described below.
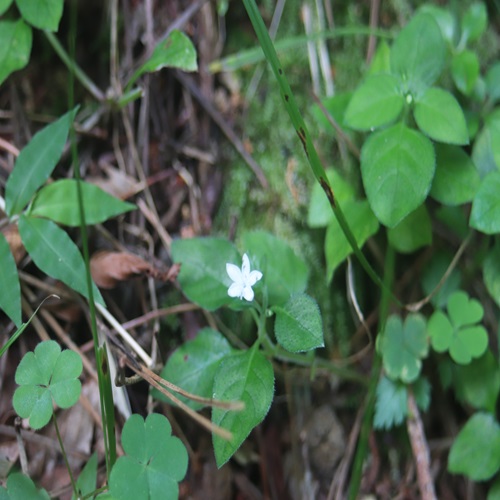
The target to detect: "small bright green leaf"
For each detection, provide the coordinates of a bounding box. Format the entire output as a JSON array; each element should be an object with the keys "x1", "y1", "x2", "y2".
[
  {"x1": 15, "y1": 0, "x2": 64, "y2": 32},
  {"x1": 0, "y1": 0, "x2": 13, "y2": 15},
  {"x1": 325, "y1": 199, "x2": 379, "y2": 279},
  {"x1": 378, "y1": 314, "x2": 428, "y2": 383},
  {"x1": 484, "y1": 243, "x2": 500, "y2": 308},
  {"x1": 470, "y1": 171, "x2": 500, "y2": 234},
  {"x1": 486, "y1": 63, "x2": 500, "y2": 103},
  {"x1": 374, "y1": 375, "x2": 407, "y2": 430},
  {"x1": 128, "y1": 30, "x2": 197, "y2": 89},
  {"x1": 451, "y1": 50, "x2": 479, "y2": 96},
  {"x1": 418, "y1": 5, "x2": 456, "y2": 44},
  {"x1": 344, "y1": 74, "x2": 404, "y2": 130},
  {"x1": 31, "y1": 179, "x2": 135, "y2": 226},
  {"x1": 430, "y1": 144, "x2": 480, "y2": 205},
  {"x1": 243, "y1": 231, "x2": 308, "y2": 306},
  {"x1": 0, "y1": 232, "x2": 21, "y2": 326},
  {"x1": 273, "y1": 293, "x2": 324, "y2": 353},
  {"x1": 4, "y1": 473, "x2": 50, "y2": 500},
  {"x1": 390, "y1": 13, "x2": 446, "y2": 93},
  {"x1": 18, "y1": 215, "x2": 105, "y2": 305},
  {"x1": 13, "y1": 340, "x2": 82, "y2": 429},
  {"x1": 307, "y1": 169, "x2": 356, "y2": 227},
  {"x1": 152, "y1": 328, "x2": 234, "y2": 410},
  {"x1": 461, "y1": 2, "x2": 487, "y2": 44},
  {"x1": 414, "y1": 87, "x2": 469, "y2": 145},
  {"x1": 367, "y1": 40, "x2": 391, "y2": 75},
  {"x1": 212, "y1": 347, "x2": 274, "y2": 467},
  {"x1": 5, "y1": 108, "x2": 77, "y2": 216},
  {"x1": 361, "y1": 123, "x2": 435, "y2": 227},
  {"x1": 171, "y1": 237, "x2": 240, "y2": 310},
  {"x1": 72, "y1": 453, "x2": 97, "y2": 500},
  {"x1": 109, "y1": 413, "x2": 188, "y2": 500},
  {"x1": 448, "y1": 412, "x2": 500, "y2": 481},
  {"x1": 0, "y1": 19, "x2": 32, "y2": 87},
  {"x1": 387, "y1": 204, "x2": 432, "y2": 253}
]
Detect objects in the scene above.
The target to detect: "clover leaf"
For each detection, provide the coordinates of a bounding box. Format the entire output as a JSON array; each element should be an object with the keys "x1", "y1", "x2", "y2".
[
  {"x1": 428, "y1": 290, "x2": 488, "y2": 364},
  {"x1": 109, "y1": 413, "x2": 188, "y2": 500},
  {"x1": 377, "y1": 314, "x2": 428, "y2": 383},
  {"x1": 13, "y1": 340, "x2": 82, "y2": 429}
]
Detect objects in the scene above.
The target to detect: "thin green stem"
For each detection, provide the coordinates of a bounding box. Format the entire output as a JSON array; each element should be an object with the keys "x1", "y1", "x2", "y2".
[{"x1": 52, "y1": 413, "x2": 78, "y2": 496}]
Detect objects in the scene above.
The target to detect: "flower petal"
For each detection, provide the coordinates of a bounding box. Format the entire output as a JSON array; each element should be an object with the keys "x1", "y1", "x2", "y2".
[
  {"x1": 226, "y1": 263, "x2": 243, "y2": 283},
  {"x1": 242, "y1": 285, "x2": 255, "y2": 301},
  {"x1": 228, "y1": 283, "x2": 243, "y2": 298},
  {"x1": 241, "y1": 253, "x2": 251, "y2": 277},
  {"x1": 247, "y1": 270, "x2": 263, "y2": 286}
]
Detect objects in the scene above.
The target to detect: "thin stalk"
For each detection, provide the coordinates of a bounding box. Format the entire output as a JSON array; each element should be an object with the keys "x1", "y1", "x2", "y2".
[{"x1": 52, "y1": 414, "x2": 77, "y2": 497}]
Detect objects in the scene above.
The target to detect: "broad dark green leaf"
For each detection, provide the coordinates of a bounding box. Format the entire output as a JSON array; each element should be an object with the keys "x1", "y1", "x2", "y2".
[
  {"x1": 470, "y1": 171, "x2": 500, "y2": 234},
  {"x1": 448, "y1": 412, "x2": 500, "y2": 481},
  {"x1": 5, "y1": 108, "x2": 77, "y2": 216},
  {"x1": 15, "y1": 0, "x2": 64, "y2": 32},
  {"x1": 361, "y1": 123, "x2": 435, "y2": 227},
  {"x1": 414, "y1": 87, "x2": 469, "y2": 145},
  {"x1": 0, "y1": 232, "x2": 21, "y2": 326},
  {"x1": 430, "y1": 144, "x2": 480, "y2": 205},
  {"x1": 31, "y1": 179, "x2": 135, "y2": 226},
  {"x1": 18, "y1": 215, "x2": 104, "y2": 305},
  {"x1": 451, "y1": 50, "x2": 479, "y2": 96},
  {"x1": 387, "y1": 204, "x2": 432, "y2": 254},
  {"x1": 212, "y1": 347, "x2": 274, "y2": 467},
  {"x1": 390, "y1": 13, "x2": 446, "y2": 94},
  {"x1": 461, "y1": 2, "x2": 487, "y2": 44},
  {"x1": 344, "y1": 74, "x2": 404, "y2": 130},
  {"x1": 0, "y1": 19, "x2": 32, "y2": 86}
]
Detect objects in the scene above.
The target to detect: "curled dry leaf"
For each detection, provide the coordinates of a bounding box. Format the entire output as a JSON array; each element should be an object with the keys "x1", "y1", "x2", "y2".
[
  {"x1": 90, "y1": 250, "x2": 181, "y2": 289},
  {"x1": 1, "y1": 224, "x2": 26, "y2": 264}
]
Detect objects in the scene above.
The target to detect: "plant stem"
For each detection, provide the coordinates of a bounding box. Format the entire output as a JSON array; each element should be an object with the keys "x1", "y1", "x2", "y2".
[{"x1": 52, "y1": 413, "x2": 78, "y2": 497}]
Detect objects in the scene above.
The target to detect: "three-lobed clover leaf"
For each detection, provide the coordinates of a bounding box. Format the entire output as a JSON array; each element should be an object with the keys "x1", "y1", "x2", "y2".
[
  {"x1": 428, "y1": 290, "x2": 488, "y2": 364},
  {"x1": 109, "y1": 413, "x2": 188, "y2": 500},
  {"x1": 13, "y1": 340, "x2": 82, "y2": 429}
]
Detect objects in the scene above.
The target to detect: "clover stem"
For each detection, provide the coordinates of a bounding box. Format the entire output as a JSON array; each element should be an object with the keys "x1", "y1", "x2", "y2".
[{"x1": 52, "y1": 412, "x2": 78, "y2": 496}]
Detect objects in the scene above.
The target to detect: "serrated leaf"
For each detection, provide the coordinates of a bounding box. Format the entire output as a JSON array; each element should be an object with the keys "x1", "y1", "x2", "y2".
[
  {"x1": 109, "y1": 413, "x2": 188, "y2": 500},
  {"x1": 430, "y1": 144, "x2": 480, "y2": 205},
  {"x1": 0, "y1": 232, "x2": 21, "y2": 326},
  {"x1": 273, "y1": 293, "x2": 323, "y2": 353},
  {"x1": 390, "y1": 13, "x2": 446, "y2": 94},
  {"x1": 484, "y1": 243, "x2": 500, "y2": 308},
  {"x1": 18, "y1": 215, "x2": 105, "y2": 305},
  {"x1": 460, "y1": 2, "x2": 487, "y2": 44},
  {"x1": 212, "y1": 348, "x2": 274, "y2": 467},
  {"x1": 344, "y1": 74, "x2": 404, "y2": 130},
  {"x1": 171, "y1": 237, "x2": 240, "y2": 310},
  {"x1": 30, "y1": 179, "x2": 136, "y2": 226},
  {"x1": 387, "y1": 204, "x2": 432, "y2": 254},
  {"x1": 0, "y1": 19, "x2": 32, "y2": 87},
  {"x1": 451, "y1": 50, "x2": 479, "y2": 96},
  {"x1": 470, "y1": 171, "x2": 500, "y2": 234},
  {"x1": 152, "y1": 328, "x2": 234, "y2": 410},
  {"x1": 325, "y1": 199, "x2": 379, "y2": 280},
  {"x1": 414, "y1": 87, "x2": 469, "y2": 145},
  {"x1": 361, "y1": 123, "x2": 435, "y2": 227},
  {"x1": 15, "y1": 0, "x2": 64, "y2": 32},
  {"x1": 5, "y1": 108, "x2": 77, "y2": 216},
  {"x1": 374, "y1": 375, "x2": 407, "y2": 430},
  {"x1": 378, "y1": 314, "x2": 428, "y2": 383},
  {"x1": 448, "y1": 412, "x2": 500, "y2": 481}
]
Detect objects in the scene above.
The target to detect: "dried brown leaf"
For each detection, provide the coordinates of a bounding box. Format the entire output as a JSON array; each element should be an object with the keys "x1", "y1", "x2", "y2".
[
  {"x1": 87, "y1": 165, "x2": 144, "y2": 200},
  {"x1": 1, "y1": 223, "x2": 26, "y2": 264}
]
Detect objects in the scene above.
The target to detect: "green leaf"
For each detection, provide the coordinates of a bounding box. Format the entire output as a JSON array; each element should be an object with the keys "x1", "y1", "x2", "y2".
[
  {"x1": 31, "y1": 180, "x2": 135, "y2": 226},
  {"x1": 5, "y1": 108, "x2": 77, "y2": 216},
  {"x1": 344, "y1": 74, "x2": 404, "y2": 131},
  {"x1": 486, "y1": 62, "x2": 500, "y2": 104},
  {"x1": 470, "y1": 171, "x2": 500, "y2": 234},
  {"x1": 324, "y1": 199, "x2": 379, "y2": 279},
  {"x1": 3, "y1": 473, "x2": 50, "y2": 500},
  {"x1": 374, "y1": 375, "x2": 407, "y2": 430},
  {"x1": 390, "y1": 13, "x2": 446, "y2": 94},
  {"x1": 0, "y1": 0, "x2": 13, "y2": 16},
  {"x1": 15, "y1": 0, "x2": 64, "y2": 32},
  {"x1": 377, "y1": 314, "x2": 428, "y2": 383},
  {"x1": 127, "y1": 30, "x2": 197, "y2": 89},
  {"x1": 451, "y1": 50, "x2": 479, "y2": 96},
  {"x1": 0, "y1": 19, "x2": 32, "y2": 87},
  {"x1": 414, "y1": 87, "x2": 469, "y2": 145},
  {"x1": 243, "y1": 231, "x2": 308, "y2": 306},
  {"x1": 428, "y1": 290, "x2": 488, "y2": 364},
  {"x1": 0, "y1": 232, "x2": 21, "y2": 326},
  {"x1": 152, "y1": 328, "x2": 234, "y2": 410},
  {"x1": 13, "y1": 340, "x2": 82, "y2": 429},
  {"x1": 460, "y1": 2, "x2": 487, "y2": 44},
  {"x1": 307, "y1": 168, "x2": 356, "y2": 228},
  {"x1": 73, "y1": 453, "x2": 97, "y2": 500},
  {"x1": 472, "y1": 112, "x2": 500, "y2": 178},
  {"x1": 361, "y1": 123, "x2": 435, "y2": 227},
  {"x1": 484, "y1": 242, "x2": 500, "y2": 308},
  {"x1": 310, "y1": 93, "x2": 352, "y2": 134},
  {"x1": 367, "y1": 40, "x2": 391, "y2": 75},
  {"x1": 109, "y1": 413, "x2": 188, "y2": 500},
  {"x1": 387, "y1": 204, "x2": 432, "y2": 254},
  {"x1": 212, "y1": 347, "x2": 274, "y2": 467},
  {"x1": 448, "y1": 412, "x2": 500, "y2": 481},
  {"x1": 171, "y1": 237, "x2": 240, "y2": 310},
  {"x1": 273, "y1": 293, "x2": 324, "y2": 353},
  {"x1": 418, "y1": 5, "x2": 456, "y2": 44},
  {"x1": 430, "y1": 144, "x2": 480, "y2": 206},
  {"x1": 18, "y1": 215, "x2": 105, "y2": 305}
]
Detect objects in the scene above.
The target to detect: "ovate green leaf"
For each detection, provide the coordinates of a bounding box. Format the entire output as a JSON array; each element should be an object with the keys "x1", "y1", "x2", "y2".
[
  {"x1": 460, "y1": 2, "x2": 487, "y2": 44},
  {"x1": 15, "y1": 0, "x2": 64, "y2": 32},
  {"x1": 0, "y1": 19, "x2": 32, "y2": 86},
  {"x1": 4, "y1": 473, "x2": 50, "y2": 500},
  {"x1": 387, "y1": 204, "x2": 432, "y2": 253},
  {"x1": 0, "y1": 232, "x2": 21, "y2": 326},
  {"x1": 451, "y1": 50, "x2": 479, "y2": 96},
  {"x1": 486, "y1": 62, "x2": 500, "y2": 104},
  {"x1": 0, "y1": 0, "x2": 13, "y2": 16},
  {"x1": 470, "y1": 171, "x2": 500, "y2": 234}
]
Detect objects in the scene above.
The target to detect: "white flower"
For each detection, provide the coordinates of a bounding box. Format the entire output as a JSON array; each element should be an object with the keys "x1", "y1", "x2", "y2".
[{"x1": 226, "y1": 253, "x2": 263, "y2": 301}]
